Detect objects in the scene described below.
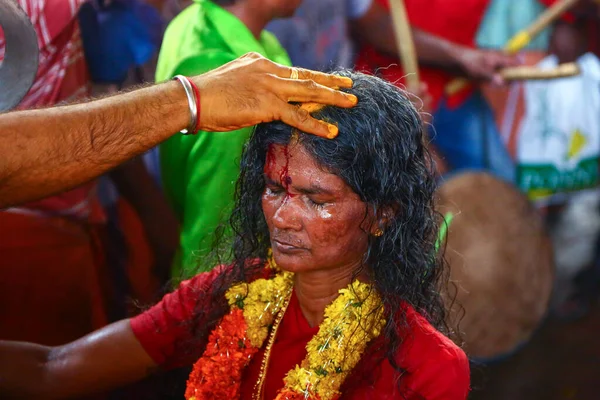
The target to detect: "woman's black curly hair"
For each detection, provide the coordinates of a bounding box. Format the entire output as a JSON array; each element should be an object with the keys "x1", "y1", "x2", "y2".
[{"x1": 187, "y1": 70, "x2": 449, "y2": 395}]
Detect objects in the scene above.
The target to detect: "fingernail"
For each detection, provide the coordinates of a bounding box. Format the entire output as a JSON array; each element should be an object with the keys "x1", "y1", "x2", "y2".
[
  {"x1": 340, "y1": 77, "x2": 353, "y2": 87},
  {"x1": 347, "y1": 94, "x2": 358, "y2": 105},
  {"x1": 327, "y1": 124, "x2": 338, "y2": 139}
]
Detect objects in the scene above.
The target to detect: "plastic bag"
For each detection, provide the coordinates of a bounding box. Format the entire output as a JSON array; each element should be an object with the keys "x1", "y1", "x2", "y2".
[{"x1": 516, "y1": 52, "x2": 600, "y2": 204}]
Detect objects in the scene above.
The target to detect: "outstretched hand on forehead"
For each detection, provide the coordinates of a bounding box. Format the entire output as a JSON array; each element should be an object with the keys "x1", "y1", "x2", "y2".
[{"x1": 191, "y1": 52, "x2": 358, "y2": 139}]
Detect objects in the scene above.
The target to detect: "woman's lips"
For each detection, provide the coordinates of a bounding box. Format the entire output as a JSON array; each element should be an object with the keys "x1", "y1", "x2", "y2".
[{"x1": 272, "y1": 238, "x2": 307, "y2": 252}]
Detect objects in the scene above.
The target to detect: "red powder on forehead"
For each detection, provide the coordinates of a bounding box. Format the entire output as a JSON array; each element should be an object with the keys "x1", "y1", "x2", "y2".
[
  {"x1": 280, "y1": 145, "x2": 295, "y2": 197},
  {"x1": 265, "y1": 144, "x2": 277, "y2": 176},
  {"x1": 265, "y1": 144, "x2": 295, "y2": 197},
  {"x1": 280, "y1": 146, "x2": 290, "y2": 186}
]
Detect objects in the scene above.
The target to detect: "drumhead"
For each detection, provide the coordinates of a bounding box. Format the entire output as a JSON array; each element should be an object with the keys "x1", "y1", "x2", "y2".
[{"x1": 437, "y1": 172, "x2": 554, "y2": 360}]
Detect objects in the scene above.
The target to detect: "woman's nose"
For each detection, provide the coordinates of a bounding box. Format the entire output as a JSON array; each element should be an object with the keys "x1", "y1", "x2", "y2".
[{"x1": 272, "y1": 196, "x2": 303, "y2": 231}]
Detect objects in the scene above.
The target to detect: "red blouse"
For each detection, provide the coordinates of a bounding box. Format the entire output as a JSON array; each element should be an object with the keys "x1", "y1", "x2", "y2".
[{"x1": 130, "y1": 267, "x2": 470, "y2": 399}]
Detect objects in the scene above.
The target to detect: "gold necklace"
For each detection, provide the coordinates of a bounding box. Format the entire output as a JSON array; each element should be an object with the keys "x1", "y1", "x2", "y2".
[{"x1": 253, "y1": 288, "x2": 293, "y2": 400}]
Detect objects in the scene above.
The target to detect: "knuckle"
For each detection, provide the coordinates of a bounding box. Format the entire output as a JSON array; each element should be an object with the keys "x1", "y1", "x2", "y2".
[
  {"x1": 304, "y1": 79, "x2": 318, "y2": 90},
  {"x1": 246, "y1": 51, "x2": 262, "y2": 59},
  {"x1": 255, "y1": 56, "x2": 271, "y2": 69},
  {"x1": 296, "y1": 107, "x2": 310, "y2": 122},
  {"x1": 297, "y1": 68, "x2": 310, "y2": 80}
]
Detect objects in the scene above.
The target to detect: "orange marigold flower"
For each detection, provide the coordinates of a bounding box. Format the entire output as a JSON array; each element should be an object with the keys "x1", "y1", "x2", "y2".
[
  {"x1": 275, "y1": 389, "x2": 323, "y2": 400},
  {"x1": 185, "y1": 309, "x2": 259, "y2": 400}
]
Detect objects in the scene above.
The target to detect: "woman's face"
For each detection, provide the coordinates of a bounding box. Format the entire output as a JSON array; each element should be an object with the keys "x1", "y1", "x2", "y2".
[{"x1": 262, "y1": 143, "x2": 371, "y2": 273}]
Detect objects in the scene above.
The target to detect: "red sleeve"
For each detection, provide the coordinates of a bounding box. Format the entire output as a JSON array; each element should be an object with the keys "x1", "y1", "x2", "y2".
[
  {"x1": 397, "y1": 308, "x2": 471, "y2": 399},
  {"x1": 130, "y1": 265, "x2": 226, "y2": 370},
  {"x1": 345, "y1": 306, "x2": 470, "y2": 399},
  {"x1": 402, "y1": 340, "x2": 470, "y2": 399}
]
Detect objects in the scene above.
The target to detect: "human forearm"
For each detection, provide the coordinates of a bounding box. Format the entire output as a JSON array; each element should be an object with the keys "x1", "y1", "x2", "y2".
[
  {"x1": 0, "y1": 81, "x2": 187, "y2": 208},
  {"x1": 355, "y1": 2, "x2": 463, "y2": 69},
  {"x1": 0, "y1": 53, "x2": 357, "y2": 209},
  {"x1": 0, "y1": 321, "x2": 156, "y2": 399},
  {"x1": 0, "y1": 341, "x2": 53, "y2": 398},
  {"x1": 411, "y1": 28, "x2": 465, "y2": 69}
]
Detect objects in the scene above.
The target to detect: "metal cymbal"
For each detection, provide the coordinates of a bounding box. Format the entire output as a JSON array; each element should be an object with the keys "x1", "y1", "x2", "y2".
[{"x1": 0, "y1": 0, "x2": 39, "y2": 112}]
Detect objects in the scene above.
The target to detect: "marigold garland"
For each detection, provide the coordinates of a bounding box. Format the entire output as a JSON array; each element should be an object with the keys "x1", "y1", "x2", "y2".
[{"x1": 185, "y1": 257, "x2": 385, "y2": 400}]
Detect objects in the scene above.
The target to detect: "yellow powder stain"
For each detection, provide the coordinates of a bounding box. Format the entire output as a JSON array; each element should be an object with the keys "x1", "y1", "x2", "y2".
[
  {"x1": 567, "y1": 129, "x2": 587, "y2": 160},
  {"x1": 300, "y1": 102, "x2": 327, "y2": 113}
]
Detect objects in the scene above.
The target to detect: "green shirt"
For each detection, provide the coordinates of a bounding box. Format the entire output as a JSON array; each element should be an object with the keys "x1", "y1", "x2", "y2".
[{"x1": 157, "y1": 0, "x2": 291, "y2": 277}]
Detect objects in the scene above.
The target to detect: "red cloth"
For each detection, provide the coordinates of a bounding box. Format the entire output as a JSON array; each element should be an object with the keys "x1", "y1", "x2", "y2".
[
  {"x1": 0, "y1": 213, "x2": 108, "y2": 345},
  {"x1": 355, "y1": 0, "x2": 491, "y2": 110},
  {"x1": 131, "y1": 269, "x2": 470, "y2": 399}
]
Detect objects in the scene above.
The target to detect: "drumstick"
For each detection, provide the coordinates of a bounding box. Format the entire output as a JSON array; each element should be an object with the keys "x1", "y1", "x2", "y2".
[
  {"x1": 506, "y1": 0, "x2": 579, "y2": 53},
  {"x1": 446, "y1": 63, "x2": 580, "y2": 94},
  {"x1": 500, "y1": 62, "x2": 580, "y2": 81},
  {"x1": 445, "y1": 0, "x2": 579, "y2": 96},
  {"x1": 388, "y1": 0, "x2": 420, "y2": 91}
]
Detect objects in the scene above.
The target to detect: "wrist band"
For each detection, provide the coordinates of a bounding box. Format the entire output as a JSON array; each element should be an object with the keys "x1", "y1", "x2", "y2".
[
  {"x1": 188, "y1": 78, "x2": 202, "y2": 132},
  {"x1": 173, "y1": 75, "x2": 200, "y2": 135}
]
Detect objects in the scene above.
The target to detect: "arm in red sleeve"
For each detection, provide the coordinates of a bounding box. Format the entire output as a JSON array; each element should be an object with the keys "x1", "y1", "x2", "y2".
[
  {"x1": 346, "y1": 306, "x2": 470, "y2": 399},
  {"x1": 406, "y1": 341, "x2": 470, "y2": 399},
  {"x1": 130, "y1": 265, "x2": 226, "y2": 370},
  {"x1": 399, "y1": 308, "x2": 471, "y2": 399}
]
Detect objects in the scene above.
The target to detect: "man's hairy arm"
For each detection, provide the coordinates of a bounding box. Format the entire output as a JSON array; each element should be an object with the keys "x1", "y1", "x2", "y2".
[
  {"x1": 0, "y1": 81, "x2": 187, "y2": 208},
  {"x1": 0, "y1": 53, "x2": 357, "y2": 208}
]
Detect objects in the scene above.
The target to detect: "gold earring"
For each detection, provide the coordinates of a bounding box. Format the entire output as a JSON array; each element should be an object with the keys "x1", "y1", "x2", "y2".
[{"x1": 374, "y1": 229, "x2": 384, "y2": 237}]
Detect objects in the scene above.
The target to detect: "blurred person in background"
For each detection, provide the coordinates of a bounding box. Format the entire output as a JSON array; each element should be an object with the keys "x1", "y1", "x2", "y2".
[
  {"x1": 355, "y1": 0, "x2": 520, "y2": 184},
  {"x1": 78, "y1": 0, "x2": 180, "y2": 316},
  {"x1": 540, "y1": 0, "x2": 600, "y2": 59},
  {"x1": 0, "y1": 0, "x2": 112, "y2": 353},
  {"x1": 353, "y1": 0, "x2": 598, "y2": 184},
  {"x1": 265, "y1": 0, "x2": 516, "y2": 82},
  {"x1": 156, "y1": 0, "x2": 302, "y2": 278}
]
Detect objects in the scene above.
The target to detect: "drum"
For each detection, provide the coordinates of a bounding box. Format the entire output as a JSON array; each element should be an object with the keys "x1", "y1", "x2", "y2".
[
  {"x1": 0, "y1": 0, "x2": 39, "y2": 111},
  {"x1": 437, "y1": 172, "x2": 554, "y2": 361}
]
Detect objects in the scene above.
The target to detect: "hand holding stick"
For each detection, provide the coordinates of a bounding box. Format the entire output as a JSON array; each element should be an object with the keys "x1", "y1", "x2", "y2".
[{"x1": 445, "y1": 0, "x2": 580, "y2": 96}]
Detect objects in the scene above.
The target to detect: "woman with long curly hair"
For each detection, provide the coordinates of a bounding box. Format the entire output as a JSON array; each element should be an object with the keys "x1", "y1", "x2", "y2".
[{"x1": 0, "y1": 71, "x2": 469, "y2": 399}]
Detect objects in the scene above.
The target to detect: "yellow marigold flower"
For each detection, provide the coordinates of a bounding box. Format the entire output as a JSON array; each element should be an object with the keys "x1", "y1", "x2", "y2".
[
  {"x1": 284, "y1": 366, "x2": 315, "y2": 394},
  {"x1": 225, "y1": 284, "x2": 249, "y2": 308},
  {"x1": 237, "y1": 270, "x2": 294, "y2": 348},
  {"x1": 315, "y1": 374, "x2": 344, "y2": 398}
]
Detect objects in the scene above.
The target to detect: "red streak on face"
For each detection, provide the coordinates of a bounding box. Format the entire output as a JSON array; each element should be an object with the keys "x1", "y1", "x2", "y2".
[
  {"x1": 265, "y1": 144, "x2": 277, "y2": 176},
  {"x1": 265, "y1": 144, "x2": 295, "y2": 197},
  {"x1": 280, "y1": 145, "x2": 294, "y2": 196}
]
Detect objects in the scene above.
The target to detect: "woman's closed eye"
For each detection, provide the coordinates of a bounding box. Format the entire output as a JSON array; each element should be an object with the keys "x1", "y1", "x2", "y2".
[
  {"x1": 265, "y1": 185, "x2": 285, "y2": 195},
  {"x1": 307, "y1": 197, "x2": 327, "y2": 208}
]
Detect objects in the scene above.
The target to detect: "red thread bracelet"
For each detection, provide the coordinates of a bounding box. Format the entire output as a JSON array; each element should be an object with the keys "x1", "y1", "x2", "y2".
[{"x1": 188, "y1": 78, "x2": 202, "y2": 133}]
